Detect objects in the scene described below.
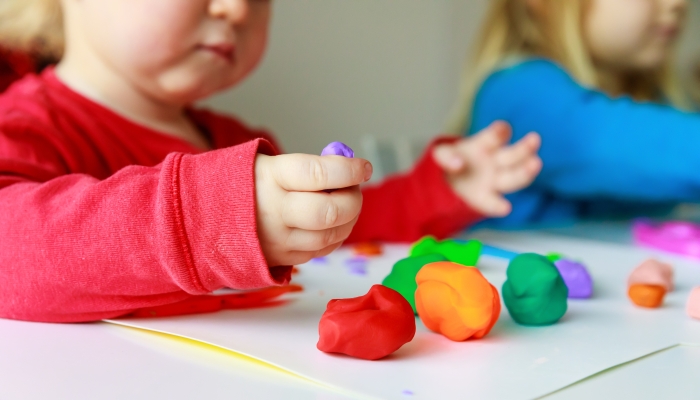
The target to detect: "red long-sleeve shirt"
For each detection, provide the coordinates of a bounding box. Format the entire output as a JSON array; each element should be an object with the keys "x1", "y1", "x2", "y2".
[
  {"x1": 0, "y1": 69, "x2": 481, "y2": 322},
  {"x1": 0, "y1": 48, "x2": 37, "y2": 92}
]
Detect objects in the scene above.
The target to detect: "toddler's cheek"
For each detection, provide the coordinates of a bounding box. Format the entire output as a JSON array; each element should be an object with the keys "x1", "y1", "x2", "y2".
[{"x1": 234, "y1": 30, "x2": 270, "y2": 82}]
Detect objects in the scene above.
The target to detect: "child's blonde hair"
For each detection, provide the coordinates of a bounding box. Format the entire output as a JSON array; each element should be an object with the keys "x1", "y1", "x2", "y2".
[
  {"x1": 0, "y1": 0, "x2": 64, "y2": 61},
  {"x1": 447, "y1": 0, "x2": 689, "y2": 134}
]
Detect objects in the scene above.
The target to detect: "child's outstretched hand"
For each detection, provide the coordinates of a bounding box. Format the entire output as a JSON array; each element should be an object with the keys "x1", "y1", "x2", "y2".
[
  {"x1": 255, "y1": 154, "x2": 373, "y2": 267},
  {"x1": 432, "y1": 121, "x2": 542, "y2": 217}
]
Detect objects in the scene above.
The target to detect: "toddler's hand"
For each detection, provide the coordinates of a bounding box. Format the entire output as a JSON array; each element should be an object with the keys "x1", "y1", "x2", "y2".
[
  {"x1": 432, "y1": 121, "x2": 542, "y2": 217},
  {"x1": 255, "y1": 154, "x2": 373, "y2": 267}
]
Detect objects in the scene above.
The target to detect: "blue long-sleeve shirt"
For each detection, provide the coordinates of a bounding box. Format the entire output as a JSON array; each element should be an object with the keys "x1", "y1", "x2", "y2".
[{"x1": 469, "y1": 59, "x2": 700, "y2": 228}]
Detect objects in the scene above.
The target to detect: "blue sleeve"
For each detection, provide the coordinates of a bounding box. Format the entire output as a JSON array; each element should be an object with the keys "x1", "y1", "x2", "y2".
[{"x1": 470, "y1": 59, "x2": 700, "y2": 202}]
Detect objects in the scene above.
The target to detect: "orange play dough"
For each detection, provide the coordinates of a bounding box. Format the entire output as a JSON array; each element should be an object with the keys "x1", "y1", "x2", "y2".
[
  {"x1": 628, "y1": 284, "x2": 666, "y2": 308},
  {"x1": 628, "y1": 259, "x2": 674, "y2": 292},
  {"x1": 415, "y1": 262, "x2": 500, "y2": 341},
  {"x1": 687, "y1": 287, "x2": 700, "y2": 320},
  {"x1": 353, "y1": 242, "x2": 383, "y2": 257}
]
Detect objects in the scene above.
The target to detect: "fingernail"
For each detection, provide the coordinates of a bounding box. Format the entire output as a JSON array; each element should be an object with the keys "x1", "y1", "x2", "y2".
[{"x1": 364, "y1": 162, "x2": 373, "y2": 181}]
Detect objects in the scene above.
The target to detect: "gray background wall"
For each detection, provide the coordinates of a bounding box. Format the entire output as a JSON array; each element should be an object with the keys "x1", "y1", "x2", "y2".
[{"x1": 203, "y1": 1, "x2": 700, "y2": 167}]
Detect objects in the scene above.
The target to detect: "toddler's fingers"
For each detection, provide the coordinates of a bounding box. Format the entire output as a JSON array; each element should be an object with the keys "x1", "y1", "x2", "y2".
[
  {"x1": 433, "y1": 144, "x2": 465, "y2": 172},
  {"x1": 284, "y1": 217, "x2": 357, "y2": 252},
  {"x1": 471, "y1": 191, "x2": 512, "y2": 217},
  {"x1": 312, "y1": 242, "x2": 344, "y2": 259},
  {"x1": 434, "y1": 122, "x2": 513, "y2": 173},
  {"x1": 276, "y1": 251, "x2": 322, "y2": 267},
  {"x1": 469, "y1": 120, "x2": 513, "y2": 151},
  {"x1": 495, "y1": 157, "x2": 543, "y2": 193},
  {"x1": 282, "y1": 242, "x2": 344, "y2": 266},
  {"x1": 282, "y1": 187, "x2": 362, "y2": 230},
  {"x1": 271, "y1": 154, "x2": 372, "y2": 192},
  {"x1": 494, "y1": 132, "x2": 541, "y2": 168}
]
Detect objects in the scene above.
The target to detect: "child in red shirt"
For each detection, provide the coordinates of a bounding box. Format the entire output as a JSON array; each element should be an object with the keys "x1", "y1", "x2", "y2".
[{"x1": 0, "y1": 0, "x2": 541, "y2": 322}]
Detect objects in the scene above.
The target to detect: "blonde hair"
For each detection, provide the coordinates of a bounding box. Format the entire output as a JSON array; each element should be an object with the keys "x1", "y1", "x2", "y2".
[
  {"x1": 0, "y1": 0, "x2": 64, "y2": 61},
  {"x1": 447, "y1": 0, "x2": 690, "y2": 134}
]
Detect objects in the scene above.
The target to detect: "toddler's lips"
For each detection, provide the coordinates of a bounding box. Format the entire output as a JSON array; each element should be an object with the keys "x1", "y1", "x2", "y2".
[{"x1": 199, "y1": 43, "x2": 236, "y2": 63}]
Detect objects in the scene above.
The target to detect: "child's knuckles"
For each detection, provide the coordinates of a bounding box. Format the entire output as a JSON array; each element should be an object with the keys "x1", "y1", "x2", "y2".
[
  {"x1": 322, "y1": 228, "x2": 340, "y2": 248},
  {"x1": 306, "y1": 157, "x2": 329, "y2": 187},
  {"x1": 323, "y1": 201, "x2": 341, "y2": 227},
  {"x1": 298, "y1": 232, "x2": 327, "y2": 251}
]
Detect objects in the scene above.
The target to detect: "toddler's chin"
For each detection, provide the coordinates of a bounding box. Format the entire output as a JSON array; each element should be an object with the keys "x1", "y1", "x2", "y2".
[
  {"x1": 156, "y1": 69, "x2": 239, "y2": 104},
  {"x1": 632, "y1": 48, "x2": 672, "y2": 71}
]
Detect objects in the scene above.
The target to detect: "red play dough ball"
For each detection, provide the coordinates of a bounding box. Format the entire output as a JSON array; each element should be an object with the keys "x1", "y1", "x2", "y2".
[{"x1": 317, "y1": 285, "x2": 416, "y2": 360}]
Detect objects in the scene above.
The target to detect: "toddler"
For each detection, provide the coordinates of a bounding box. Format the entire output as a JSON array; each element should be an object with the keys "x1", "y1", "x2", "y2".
[{"x1": 0, "y1": 0, "x2": 540, "y2": 322}]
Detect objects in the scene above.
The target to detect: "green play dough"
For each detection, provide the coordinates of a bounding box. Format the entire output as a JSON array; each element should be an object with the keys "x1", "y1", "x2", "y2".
[
  {"x1": 502, "y1": 253, "x2": 568, "y2": 326},
  {"x1": 545, "y1": 252, "x2": 564, "y2": 262},
  {"x1": 409, "y1": 236, "x2": 481, "y2": 267},
  {"x1": 382, "y1": 253, "x2": 448, "y2": 314}
]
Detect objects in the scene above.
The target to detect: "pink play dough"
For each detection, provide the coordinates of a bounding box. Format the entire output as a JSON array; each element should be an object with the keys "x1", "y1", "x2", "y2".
[
  {"x1": 627, "y1": 259, "x2": 674, "y2": 292},
  {"x1": 687, "y1": 287, "x2": 700, "y2": 320},
  {"x1": 633, "y1": 220, "x2": 700, "y2": 258}
]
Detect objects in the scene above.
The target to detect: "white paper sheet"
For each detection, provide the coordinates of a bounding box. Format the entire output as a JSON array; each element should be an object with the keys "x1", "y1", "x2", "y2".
[{"x1": 107, "y1": 232, "x2": 700, "y2": 400}]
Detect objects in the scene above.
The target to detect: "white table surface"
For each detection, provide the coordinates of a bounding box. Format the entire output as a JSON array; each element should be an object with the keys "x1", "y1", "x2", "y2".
[
  {"x1": 2, "y1": 224, "x2": 700, "y2": 400},
  {"x1": 0, "y1": 319, "x2": 350, "y2": 400}
]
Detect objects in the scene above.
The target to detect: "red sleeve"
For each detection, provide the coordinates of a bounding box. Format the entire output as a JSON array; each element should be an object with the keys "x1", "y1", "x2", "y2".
[
  {"x1": 0, "y1": 121, "x2": 290, "y2": 323},
  {"x1": 347, "y1": 137, "x2": 484, "y2": 244}
]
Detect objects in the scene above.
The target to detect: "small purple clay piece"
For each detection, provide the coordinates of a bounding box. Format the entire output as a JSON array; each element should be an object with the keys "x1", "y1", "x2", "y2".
[
  {"x1": 348, "y1": 265, "x2": 368, "y2": 276},
  {"x1": 345, "y1": 257, "x2": 368, "y2": 276},
  {"x1": 310, "y1": 257, "x2": 329, "y2": 264},
  {"x1": 321, "y1": 142, "x2": 354, "y2": 158},
  {"x1": 320, "y1": 142, "x2": 355, "y2": 193},
  {"x1": 554, "y1": 259, "x2": 593, "y2": 299}
]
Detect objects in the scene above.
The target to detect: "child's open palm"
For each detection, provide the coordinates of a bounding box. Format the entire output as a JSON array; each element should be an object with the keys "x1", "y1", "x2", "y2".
[{"x1": 432, "y1": 121, "x2": 542, "y2": 217}]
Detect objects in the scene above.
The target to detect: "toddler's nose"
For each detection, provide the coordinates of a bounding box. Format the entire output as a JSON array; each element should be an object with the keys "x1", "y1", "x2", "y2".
[{"x1": 209, "y1": 0, "x2": 250, "y2": 24}]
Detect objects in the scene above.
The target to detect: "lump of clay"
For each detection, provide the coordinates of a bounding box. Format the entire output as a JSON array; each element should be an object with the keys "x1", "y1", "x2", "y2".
[
  {"x1": 382, "y1": 254, "x2": 449, "y2": 314},
  {"x1": 353, "y1": 242, "x2": 383, "y2": 257},
  {"x1": 415, "y1": 262, "x2": 500, "y2": 341},
  {"x1": 686, "y1": 287, "x2": 700, "y2": 320},
  {"x1": 553, "y1": 259, "x2": 593, "y2": 299},
  {"x1": 628, "y1": 259, "x2": 674, "y2": 292},
  {"x1": 317, "y1": 285, "x2": 416, "y2": 360},
  {"x1": 502, "y1": 253, "x2": 568, "y2": 326},
  {"x1": 410, "y1": 236, "x2": 481, "y2": 267},
  {"x1": 321, "y1": 141, "x2": 354, "y2": 158},
  {"x1": 320, "y1": 142, "x2": 354, "y2": 192},
  {"x1": 628, "y1": 284, "x2": 666, "y2": 308},
  {"x1": 546, "y1": 252, "x2": 564, "y2": 262}
]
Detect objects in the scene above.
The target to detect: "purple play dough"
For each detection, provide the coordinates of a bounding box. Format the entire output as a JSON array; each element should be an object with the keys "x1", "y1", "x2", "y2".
[
  {"x1": 554, "y1": 259, "x2": 593, "y2": 299},
  {"x1": 321, "y1": 142, "x2": 354, "y2": 158},
  {"x1": 345, "y1": 257, "x2": 368, "y2": 276}
]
